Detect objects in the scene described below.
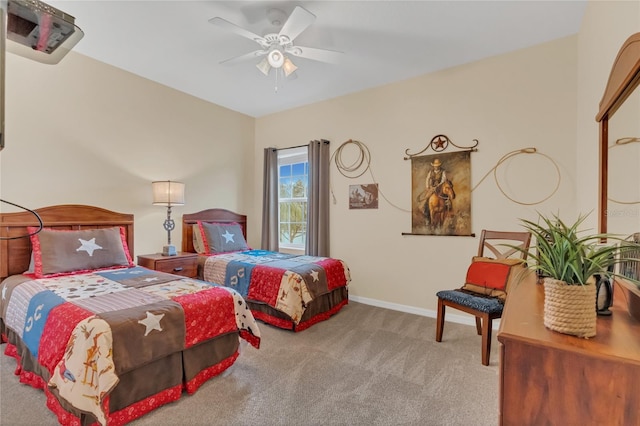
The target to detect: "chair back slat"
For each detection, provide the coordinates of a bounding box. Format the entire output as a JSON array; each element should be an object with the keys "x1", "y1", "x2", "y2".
[{"x1": 478, "y1": 230, "x2": 531, "y2": 260}]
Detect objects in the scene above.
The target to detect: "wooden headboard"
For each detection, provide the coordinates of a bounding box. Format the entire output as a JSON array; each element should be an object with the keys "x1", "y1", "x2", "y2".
[
  {"x1": 0, "y1": 204, "x2": 134, "y2": 281},
  {"x1": 181, "y1": 208, "x2": 247, "y2": 253}
]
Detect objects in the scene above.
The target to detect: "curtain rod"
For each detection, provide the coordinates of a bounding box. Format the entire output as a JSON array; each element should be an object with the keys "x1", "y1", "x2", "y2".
[{"x1": 270, "y1": 140, "x2": 330, "y2": 152}]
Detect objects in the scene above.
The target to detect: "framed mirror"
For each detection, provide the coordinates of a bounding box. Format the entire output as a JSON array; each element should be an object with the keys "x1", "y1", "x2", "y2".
[
  {"x1": 596, "y1": 32, "x2": 640, "y2": 236},
  {"x1": 607, "y1": 87, "x2": 640, "y2": 236}
]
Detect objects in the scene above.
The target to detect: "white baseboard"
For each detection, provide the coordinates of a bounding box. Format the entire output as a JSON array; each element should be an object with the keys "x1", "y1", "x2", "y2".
[{"x1": 348, "y1": 295, "x2": 501, "y2": 330}]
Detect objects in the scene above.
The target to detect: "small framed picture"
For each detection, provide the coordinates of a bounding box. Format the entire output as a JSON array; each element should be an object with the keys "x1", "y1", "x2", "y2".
[{"x1": 349, "y1": 184, "x2": 379, "y2": 209}]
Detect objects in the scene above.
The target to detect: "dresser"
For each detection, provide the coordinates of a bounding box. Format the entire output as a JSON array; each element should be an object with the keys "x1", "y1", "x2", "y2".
[{"x1": 497, "y1": 276, "x2": 640, "y2": 425}]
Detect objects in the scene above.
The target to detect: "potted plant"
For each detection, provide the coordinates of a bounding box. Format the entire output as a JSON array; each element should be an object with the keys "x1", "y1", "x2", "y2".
[{"x1": 517, "y1": 212, "x2": 640, "y2": 338}]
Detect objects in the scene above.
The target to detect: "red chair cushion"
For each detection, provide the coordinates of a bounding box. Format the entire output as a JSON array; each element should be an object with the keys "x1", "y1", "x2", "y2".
[{"x1": 461, "y1": 256, "x2": 525, "y2": 301}]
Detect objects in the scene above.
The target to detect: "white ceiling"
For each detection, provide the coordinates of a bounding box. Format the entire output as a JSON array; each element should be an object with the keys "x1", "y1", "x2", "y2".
[{"x1": 45, "y1": 1, "x2": 587, "y2": 118}]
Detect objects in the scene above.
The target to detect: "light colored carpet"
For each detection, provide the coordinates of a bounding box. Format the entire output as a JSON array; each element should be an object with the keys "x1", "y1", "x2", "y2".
[{"x1": 0, "y1": 301, "x2": 499, "y2": 425}]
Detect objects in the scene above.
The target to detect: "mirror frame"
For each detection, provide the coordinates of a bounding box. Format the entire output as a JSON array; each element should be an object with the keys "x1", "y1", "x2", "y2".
[
  {"x1": 0, "y1": 0, "x2": 5, "y2": 152},
  {"x1": 597, "y1": 32, "x2": 640, "y2": 234}
]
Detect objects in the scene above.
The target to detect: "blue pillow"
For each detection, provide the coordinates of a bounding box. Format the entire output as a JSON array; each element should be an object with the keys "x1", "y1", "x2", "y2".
[{"x1": 198, "y1": 222, "x2": 249, "y2": 254}]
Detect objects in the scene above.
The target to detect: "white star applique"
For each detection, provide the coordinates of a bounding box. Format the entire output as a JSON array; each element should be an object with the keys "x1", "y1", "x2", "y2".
[
  {"x1": 76, "y1": 238, "x2": 103, "y2": 257},
  {"x1": 138, "y1": 311, "x2": 165, "y2": 336},
  {"x1": 222, "y1": 230, "x2": 235, "y2": 243},
  {"x1": 144, "y1": 277, "x2": 159, "y2": 283},
  {"x1": 310, "y1": 270, "x2": 320, "y2": 282}
]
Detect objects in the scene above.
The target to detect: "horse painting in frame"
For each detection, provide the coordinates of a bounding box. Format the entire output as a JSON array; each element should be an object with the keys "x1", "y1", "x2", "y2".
[{"x1": 410, "y1": 150, "x2": 472, "y2": 236}]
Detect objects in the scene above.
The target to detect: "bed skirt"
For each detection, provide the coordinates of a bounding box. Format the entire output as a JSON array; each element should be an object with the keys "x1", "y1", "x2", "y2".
[
  {"x1": 2, "y1": 329, "x2": 240, "y2": 425},
  {"x1": 248, "y1": 286, "x2": 349, "y2": 331}
]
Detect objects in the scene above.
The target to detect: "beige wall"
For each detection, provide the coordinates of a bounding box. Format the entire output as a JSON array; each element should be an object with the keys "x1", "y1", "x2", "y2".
[
  {"x1": 1, "y1": 0, "x2": 636, "y2": 324},
  {"x1": 255, "y1": 36, "x2": 578, "y2": 320},
  {"x1": 0, "y1": 51, "x2": 255, "y2": 257}
]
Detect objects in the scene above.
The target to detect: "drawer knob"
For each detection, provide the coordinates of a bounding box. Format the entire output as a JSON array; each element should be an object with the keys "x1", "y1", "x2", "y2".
[{"x1": 173, "y1": 267, "x2": 184, "y2": 272}]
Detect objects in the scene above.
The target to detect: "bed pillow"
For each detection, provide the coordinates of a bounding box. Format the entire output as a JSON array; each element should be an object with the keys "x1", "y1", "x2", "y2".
[
  {"x1": 197, "y1": 221, "x2": 249, "y2": 255},
  {"x1": 25, "y1": 252, "x2": 35, "y2": 274},
  {"x1": 28, "y1": 226, "x2": 134, "y2": 278},
  {"x1": 192, "y1": 224, "x2": 206, "y2": 254},
  {"x1": 461, "y1": 256, "x2": 525, "y2": 301}
]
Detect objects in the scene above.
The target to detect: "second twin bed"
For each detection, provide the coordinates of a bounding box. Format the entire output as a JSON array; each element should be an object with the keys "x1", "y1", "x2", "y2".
[{"x1": 181, "y1": 208, "x2": 351, "y2": 331}]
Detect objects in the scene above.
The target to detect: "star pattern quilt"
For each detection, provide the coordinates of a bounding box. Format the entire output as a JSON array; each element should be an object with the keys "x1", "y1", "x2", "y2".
[
  {"x1": 0, "y1": 266, "x2": 260, "y2": 425},
  {"x1": 202, "y1": 250, "x2": 351, "y2": 325}
]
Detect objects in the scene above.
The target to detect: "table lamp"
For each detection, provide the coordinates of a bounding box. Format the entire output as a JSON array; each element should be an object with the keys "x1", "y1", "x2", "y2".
[{"x1": 152, "y1": 180, "x2": 185, "y2": 256}]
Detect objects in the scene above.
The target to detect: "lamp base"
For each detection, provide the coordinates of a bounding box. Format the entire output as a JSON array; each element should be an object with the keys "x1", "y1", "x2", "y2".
[{"x1": 162, "y1": 245, "x2": 178, "y2": 256}]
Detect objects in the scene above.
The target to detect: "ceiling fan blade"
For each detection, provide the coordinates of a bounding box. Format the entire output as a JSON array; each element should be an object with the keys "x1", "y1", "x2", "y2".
[
  {"x1": 286, "y1": 46, "x2": 343, "y2": 64},
  {"x1": 219, "y1": 50, "x2": 267, "y2": 65},
  {"x1": 209, "y1": 17, "x2": 266, "y2": 45},
  {"x1": 278, "y1": 6, "x2": 316, "y2": 43}
]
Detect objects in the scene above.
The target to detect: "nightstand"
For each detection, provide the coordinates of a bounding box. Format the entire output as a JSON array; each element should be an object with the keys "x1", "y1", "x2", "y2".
[{"x1": 137, "y1": 252, "x2": 198, "y2": 278}]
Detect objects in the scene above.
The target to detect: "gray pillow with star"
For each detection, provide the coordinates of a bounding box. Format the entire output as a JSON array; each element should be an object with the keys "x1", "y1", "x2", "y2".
[
  {"x1": 28, "y1": 226, "x2": 134, "y2": 278},
  {"x1": 199, "y1": 222, "x2": 249, "y2": 254}
]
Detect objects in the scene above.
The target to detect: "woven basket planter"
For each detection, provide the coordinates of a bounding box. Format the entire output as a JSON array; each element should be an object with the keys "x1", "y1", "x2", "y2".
[{"x1": 543, "y1": 277, "x2": 597, "y2": 338}]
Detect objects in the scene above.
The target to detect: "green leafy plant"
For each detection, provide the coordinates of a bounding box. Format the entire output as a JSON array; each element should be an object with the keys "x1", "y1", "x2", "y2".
[{"x1": 517, "y1": 212, "x2": 640, "y2": 286}]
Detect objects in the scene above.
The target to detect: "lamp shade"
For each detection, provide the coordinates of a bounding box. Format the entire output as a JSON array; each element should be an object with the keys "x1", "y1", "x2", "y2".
[
  {"x1": 152, "y1": 181, "x2": 185, "y2": 206},
  {"x1": 256, "y1": 57, "x2": 271, "y2": 76},
  {"x1": 282, "y1": 57, "x2": 297, "y2": 77}
]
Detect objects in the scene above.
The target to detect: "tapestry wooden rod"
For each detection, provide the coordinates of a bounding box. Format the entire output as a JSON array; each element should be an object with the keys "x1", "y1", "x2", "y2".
[{"x1": 401, "y1": 232, "x2": 476, "y2": 237}]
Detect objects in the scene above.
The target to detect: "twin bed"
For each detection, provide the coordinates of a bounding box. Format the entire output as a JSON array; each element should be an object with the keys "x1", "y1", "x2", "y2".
[
  {"x1": 0, "y1": 204, "x2": 351, "y2": 425},
  {"x1": 0, "y1": 205, "x2": 261, "y2": 426},
  {"x1": 181, "y1": 208, "x2": 351, "y2": 332}
]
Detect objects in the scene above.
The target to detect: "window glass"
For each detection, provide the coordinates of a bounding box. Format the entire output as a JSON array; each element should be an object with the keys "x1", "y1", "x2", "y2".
[{"x1": 278, "y1": 147, "x2": 308, "y2": 250}]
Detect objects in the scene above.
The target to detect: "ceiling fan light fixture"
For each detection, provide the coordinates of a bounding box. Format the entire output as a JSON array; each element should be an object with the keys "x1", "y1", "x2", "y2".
[
  {"x1": 210, "y1": 5, "x2": 343, "y2": 88},
  {"x1": 268, "y1": 49, "x2": 285, "y2": 68},
  {"x1": 282, "y1": 57, "x2": 298, "y2": 77},
  {"x1": 256, "y1": 57, "x2": 271, "y2": 75}
]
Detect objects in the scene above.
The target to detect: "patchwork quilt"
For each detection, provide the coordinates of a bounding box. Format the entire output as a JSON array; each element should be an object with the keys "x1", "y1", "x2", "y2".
[
  {"x1": 202, "y1": 250, "x2": 351, "y2": 324},
  {"x1": 0, "y1": 266, "x2": 260, "y2": 425}
]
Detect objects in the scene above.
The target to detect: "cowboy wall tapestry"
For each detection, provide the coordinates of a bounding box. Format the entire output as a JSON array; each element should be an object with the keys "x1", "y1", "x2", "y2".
[{"x1": 411, "y1": 150, "x2": 472, "y2": 236}]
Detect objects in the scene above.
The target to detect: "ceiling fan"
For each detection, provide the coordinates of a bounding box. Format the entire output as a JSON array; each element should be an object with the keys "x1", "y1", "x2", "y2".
[{"x1": 209, "y1": 6, "x2": 342, "y2": 80}]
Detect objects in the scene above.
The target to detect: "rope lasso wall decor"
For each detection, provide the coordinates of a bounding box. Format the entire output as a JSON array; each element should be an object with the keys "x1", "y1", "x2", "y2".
[
  {"x1": 331, "y1": 138, "x2": 561, "y2": 213},
  {"x1": 330, "y1": 139, "x2": 410, "y2": 212},
  {"x1": 472, "y1": 147, "x2": 561, "y2": 205},
  {"x1": 331, "y1": 139, "x2": 371, "y2": 179}
]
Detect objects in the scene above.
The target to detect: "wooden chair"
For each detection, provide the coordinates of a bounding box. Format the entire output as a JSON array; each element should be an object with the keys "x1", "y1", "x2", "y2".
[{"x1": 435, "y1": 230, "x2": 531, "y2": 366}]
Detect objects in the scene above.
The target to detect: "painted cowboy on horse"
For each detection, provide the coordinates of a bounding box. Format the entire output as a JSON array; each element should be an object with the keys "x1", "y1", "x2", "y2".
[{"x1": 423, "y1": 158, "x2": 455, "y2": 227}]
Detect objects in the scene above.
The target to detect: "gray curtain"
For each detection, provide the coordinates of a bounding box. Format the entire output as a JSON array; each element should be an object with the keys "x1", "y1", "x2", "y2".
[
  {"x1": 306, "y1": 139, "x2": 331, "y2": 256},
  {"x1": 261, "y1": 147, "x2": 279, "y2": 251}
]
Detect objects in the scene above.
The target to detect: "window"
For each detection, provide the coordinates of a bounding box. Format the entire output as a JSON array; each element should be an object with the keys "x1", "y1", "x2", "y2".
[{"x1": 278, "y1": 147, "x2": 308, "y2": 250}]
